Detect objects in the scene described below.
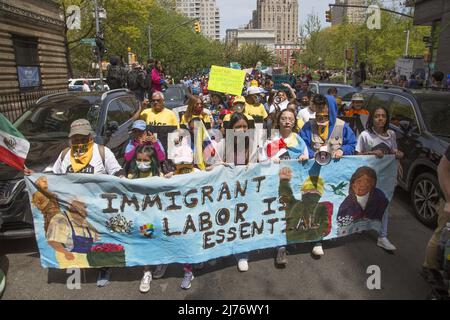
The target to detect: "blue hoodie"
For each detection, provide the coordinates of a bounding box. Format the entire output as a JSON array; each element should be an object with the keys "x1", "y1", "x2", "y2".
[{"x1": 299, "y1": 95, "x2": 356, "y2": 158}]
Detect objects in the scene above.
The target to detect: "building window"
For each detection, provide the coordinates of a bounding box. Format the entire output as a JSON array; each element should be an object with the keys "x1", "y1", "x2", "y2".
[{"x1": 13, "y1": 35, "x2": 41, "y2": 91}]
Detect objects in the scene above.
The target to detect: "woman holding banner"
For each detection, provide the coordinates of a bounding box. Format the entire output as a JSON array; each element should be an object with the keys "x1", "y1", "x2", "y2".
[
  {"x1": 206, "y1": 113, "x2": 254, "y2": 272},
  {"x1": 355, "y1": 106, "x2": 404, "y2": 251},
  {"x1": 263, "y1": 108, "x2": 309, "y2": 266}
]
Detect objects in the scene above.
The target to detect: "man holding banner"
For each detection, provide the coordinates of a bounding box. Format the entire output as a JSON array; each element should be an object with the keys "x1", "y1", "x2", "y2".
[
  {"x1": 52, "y1": 119, "x2": 124, "y2": 287},
  {"x1": 300, "y1": 94, "x2": 356, "y2": 256}
]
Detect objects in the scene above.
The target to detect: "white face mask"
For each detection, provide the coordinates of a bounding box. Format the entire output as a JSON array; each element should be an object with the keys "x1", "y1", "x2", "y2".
[{"x1": 137, "y1": 161, "x2": 151, "y2": 172}]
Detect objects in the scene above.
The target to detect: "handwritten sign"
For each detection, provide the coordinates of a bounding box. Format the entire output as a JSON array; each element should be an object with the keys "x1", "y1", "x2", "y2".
[{"x1": 208, "y1": 65, "x2": 246, "y2": 96}]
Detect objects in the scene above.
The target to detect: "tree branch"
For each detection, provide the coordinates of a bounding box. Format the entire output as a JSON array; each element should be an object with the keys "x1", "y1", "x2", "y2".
[{"x1": 67, "y1": 22, "x2": 95, "y2": 45}]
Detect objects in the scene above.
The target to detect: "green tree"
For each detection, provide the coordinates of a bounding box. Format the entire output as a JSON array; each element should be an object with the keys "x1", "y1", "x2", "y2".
[
  {"x1": 60, "y1": 0, "x2": 228, "y2": 79},
  {"x1": 299, "y1": 7, "x2": 431, "y2": 81}
]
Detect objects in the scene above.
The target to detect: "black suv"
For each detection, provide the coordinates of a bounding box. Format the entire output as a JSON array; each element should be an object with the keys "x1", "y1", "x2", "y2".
[
  {"x1": 0, "y1": 89, "x2": 141, "y2": 239},
  {"x1": 361, "y1": 86, "x2": 450, "y2": 227}
]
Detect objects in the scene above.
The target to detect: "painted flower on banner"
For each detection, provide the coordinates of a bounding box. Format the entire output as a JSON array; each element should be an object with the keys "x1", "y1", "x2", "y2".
[
  {"x1": 91, "y1": 243, "x2": 125, "y2": 253},
  {"x1": 106, "y1": 215, "x2": 133, "y2": 233}
]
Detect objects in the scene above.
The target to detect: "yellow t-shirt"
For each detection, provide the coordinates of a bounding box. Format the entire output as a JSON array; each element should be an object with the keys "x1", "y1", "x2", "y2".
[
  {"x1": 140, "y1": 108, "x2": 179, "y2": 127},
  {"x1": 180, "y1": 113, "x2": 212, "y2": 126},
  {"x1": 222, "y1": 113, "x2": 254, "y2": 129},
  {"x1": 244, "y1": 103, "x2": 268, "y2": 121}
]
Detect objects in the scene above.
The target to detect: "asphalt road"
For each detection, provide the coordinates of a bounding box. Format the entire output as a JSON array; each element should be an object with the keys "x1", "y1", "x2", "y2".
[{"x1": 0, "y1": 188, "x2": 434, "y2": 300}]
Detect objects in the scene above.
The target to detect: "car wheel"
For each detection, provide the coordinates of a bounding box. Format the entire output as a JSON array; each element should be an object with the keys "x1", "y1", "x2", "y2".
[
  {"x1": 411, "y1": 173, "x2": 440, "y2": 228},
  {"x1": 0, "y1": 268, "x2": 5, "y2": 297}
]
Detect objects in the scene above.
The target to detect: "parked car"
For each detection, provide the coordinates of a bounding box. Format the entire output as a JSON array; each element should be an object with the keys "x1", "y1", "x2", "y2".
[
  {"x1": 0, "y1": 89, "x2": 141, "y2": 239},
  {"x1": 308, "y1": 81, "x2": 357, "y2": 99},
  {"x1": 361, "y1": 86, "x2": 450, "y2": 227},
  {"x1": 68, "y1": 78, "x2": 109, "y2": 92},
  {"x1": 163, "y1": 84, "x2": 191, "y2": 109}
]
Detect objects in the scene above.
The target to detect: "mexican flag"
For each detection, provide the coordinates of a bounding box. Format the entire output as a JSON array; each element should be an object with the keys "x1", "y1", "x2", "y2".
[{"x1": 0, "y1": 113, "x2": 30, "y2": 170}]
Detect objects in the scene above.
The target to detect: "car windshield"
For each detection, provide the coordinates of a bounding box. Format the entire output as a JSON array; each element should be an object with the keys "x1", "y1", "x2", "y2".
[
  {"x1": 319, "y1": 86, "x2": 356, "y2": 98},
  {"x1": 14, "y1": 96, "x2": 101, "y2": 140},
  {"x1": 418, "y1": 97, "x2": 450, "y2": 137},
  {"x1": 164, "y1": 87, "x2": 184, "y2": 101}
]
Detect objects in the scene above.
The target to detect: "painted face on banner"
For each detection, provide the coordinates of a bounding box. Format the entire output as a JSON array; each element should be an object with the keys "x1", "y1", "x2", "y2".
[{"x1": 352, "y1": 174, "x2": 375, "y2": 197}]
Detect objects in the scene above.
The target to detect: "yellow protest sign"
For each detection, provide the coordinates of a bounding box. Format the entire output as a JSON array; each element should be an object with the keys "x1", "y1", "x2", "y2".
[{"x1": 208, "y1": 65, "x2": 246, "y2": 96}]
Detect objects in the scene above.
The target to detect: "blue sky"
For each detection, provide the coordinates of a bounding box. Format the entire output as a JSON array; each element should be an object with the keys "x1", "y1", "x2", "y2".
[{"x1": 216, "y1": 0, "x2": 330, "y2": 39}]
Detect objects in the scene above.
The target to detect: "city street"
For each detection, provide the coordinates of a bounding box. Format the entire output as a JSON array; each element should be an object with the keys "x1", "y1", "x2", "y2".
[
  {"x1": 1, "y1": 0, "x2": 449, "y2": 303},
  {"x1": 0, "y1": 188, "x2": 433, "y2": 300}
]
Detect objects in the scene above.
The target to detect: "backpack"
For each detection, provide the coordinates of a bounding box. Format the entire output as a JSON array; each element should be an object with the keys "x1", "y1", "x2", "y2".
[
  {"x1": 60, "y1": 145, "x2": 105, "y2": 168},
  {"x1": 106, "y1": 65, "x2": 124, "y2": 89},
  {"x1": 145, "y1": 69, "x2": 153, "y2": 92},
  {"x1": 128, "y1": 69, "x2": 145, "y2": 90}
]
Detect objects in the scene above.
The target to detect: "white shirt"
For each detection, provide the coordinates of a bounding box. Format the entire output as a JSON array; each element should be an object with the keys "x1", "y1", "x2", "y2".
[
  {"x1": 356, "y1": 193, "x2": 370, "y2": 210},
  {"x1": 82, "y1": 84, "x2": 91, "y2": 92},
  {"x1": 269, "y1": 99, "x2": 289, "y2": 114},
  {"x1": 356, "y1": 129, "x2": 397, "y2": 154},
  {"x1": 53, "y1": 144, "x2": 122, "y2": 175},
  {"x1": 297, "y1": 107, "x2": 316, "y2": 123}
]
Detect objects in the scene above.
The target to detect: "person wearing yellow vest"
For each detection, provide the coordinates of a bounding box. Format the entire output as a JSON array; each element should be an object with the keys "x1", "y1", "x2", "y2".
[{"x1": 140, "y1": 91, "x2": 179, "y2": 127}]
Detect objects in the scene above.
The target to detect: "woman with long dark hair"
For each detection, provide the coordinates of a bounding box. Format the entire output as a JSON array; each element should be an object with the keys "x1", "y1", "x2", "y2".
[
  {"x1": 151, "y1": 60, "x2": 165, "y2": 93},
  {"x1": 355, "y1": 106, "x2": 404, "y2": 251}
]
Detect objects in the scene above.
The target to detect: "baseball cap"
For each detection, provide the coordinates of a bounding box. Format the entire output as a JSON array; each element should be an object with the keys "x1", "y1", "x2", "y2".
[
  {"x1": 132, "y1": 120, "x2": 147, "y2": 131},
  {"x1": 351, "y1": 93, "x2": 364, "y2": 101},
  {"x1": 246, "y1": 86, "x2": 264, "y2": 95},
  {"x1": 233, "y1": 96, "x2": 246, "y2": 104},
  {"x1": 69, "y1": 119, "x2": 93, "y2": 137}
]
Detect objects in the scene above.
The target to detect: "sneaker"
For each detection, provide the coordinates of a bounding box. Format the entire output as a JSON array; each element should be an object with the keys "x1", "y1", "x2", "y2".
[
  {"x1": 153, "y1": 264, "x2": 168, "y2": 279},
  {"x1": 276, "y1": 247, "x2": 288, "y2": 265},
  {"x1": 139, "y1": 271, "x2": 152, "y2": 293},
  {"x1": 237, "y1": 259, "x2": 249, "y2": 272},
  {"x1": 377, "y1": 237, "x2": 396, "y2": 251},
  {"x1": 181, "y1": 272, "x2": 194, "y2": 290},
  {"x1": 96, "y1": 268, "x2": 110, "y2": 287},
  {"x1": 312, "y1": 244, "x2": 324, "y2": 256}
]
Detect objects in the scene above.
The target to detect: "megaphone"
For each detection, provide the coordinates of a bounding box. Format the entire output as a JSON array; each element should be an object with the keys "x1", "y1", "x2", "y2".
[{"x1": 315, "y1": 145, "x2": 331, "y2": 166}]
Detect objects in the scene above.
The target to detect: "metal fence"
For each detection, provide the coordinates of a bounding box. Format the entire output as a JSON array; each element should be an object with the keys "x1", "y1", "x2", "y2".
[{"x1": 0, "y1": 89, "x2": 67, "y2": 122}]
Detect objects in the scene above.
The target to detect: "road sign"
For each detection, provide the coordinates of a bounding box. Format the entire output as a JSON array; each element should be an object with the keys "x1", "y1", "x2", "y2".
[{"x1": 80, "y1": 38, "x2": 96, "y2": 46}]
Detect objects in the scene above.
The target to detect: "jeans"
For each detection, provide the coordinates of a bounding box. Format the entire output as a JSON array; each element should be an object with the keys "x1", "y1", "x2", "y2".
[{"x1": 379, "y1": 209, "x2": 390, "y2": 238}]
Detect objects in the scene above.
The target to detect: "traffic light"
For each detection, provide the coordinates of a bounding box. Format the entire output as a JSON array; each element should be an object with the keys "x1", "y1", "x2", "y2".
[
  {"x1": 95, "y1": 35, "x2": 108, "y2": 59},
  {"x1": 194, "y1": 21, "x2": 201, "y2": 33},
  {"x1": 325, "y1": 10, "x2": 332, "y2": 23}
]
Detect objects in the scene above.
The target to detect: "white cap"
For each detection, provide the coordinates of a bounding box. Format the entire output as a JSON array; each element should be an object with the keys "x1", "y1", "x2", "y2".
[{"x1": 246, "y1": 86, "x2": 264, "y2": 95}]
